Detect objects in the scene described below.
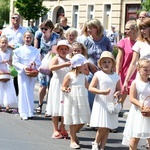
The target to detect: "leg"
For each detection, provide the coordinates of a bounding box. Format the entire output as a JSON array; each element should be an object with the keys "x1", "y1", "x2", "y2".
[
  {"x1": 39, "y1": 85, "x2": 47, "y2": 105},
  {"x1": 36, "y1": 85, "x2": 47, "y2": 113},
  {"x1": 99, "y1": 128, "x2": 109, "y2": 149},
  {"x1": 75, "y1": 124, "x2": 84, "y2": 133},
  {"x1": 70, "y1": 125, "x2": 76, "y2": 143},
  {"x1": 129, "y1": 137, "x2": 140, "y2": 150},
  {"x1": 59, "y1": 116, "x2": 68, "y2": 138},
  {"x1": 51, "y1": 116, "x2": 62, "y2": 139},
  {"x1": 147, "y1": 138, "x2": 150, "y2": 150},
  {"x1": 69, "y1": 125, "x2": 80, "y2": 149}
]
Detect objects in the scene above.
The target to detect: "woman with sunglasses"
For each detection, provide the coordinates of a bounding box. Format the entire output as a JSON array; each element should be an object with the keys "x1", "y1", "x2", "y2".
[{"x1": 35, "y1": 19, "x2": 60, "y2": 114}]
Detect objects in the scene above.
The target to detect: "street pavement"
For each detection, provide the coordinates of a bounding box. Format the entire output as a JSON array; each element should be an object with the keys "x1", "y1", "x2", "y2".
[{"x1": 0, "y1": 83, "x2": 131, "y2": 150}]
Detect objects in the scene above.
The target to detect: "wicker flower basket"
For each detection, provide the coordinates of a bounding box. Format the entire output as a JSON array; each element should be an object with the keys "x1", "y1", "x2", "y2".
[
  {"x1": 0, "y1": 72, "x2": 11, "y2": 82},
  {"x1": 24, "y1": 63, "x2": 39, "y2": 77},
  {"x1": 141, "y1": 96, "x2": 150, "y2": 117}
]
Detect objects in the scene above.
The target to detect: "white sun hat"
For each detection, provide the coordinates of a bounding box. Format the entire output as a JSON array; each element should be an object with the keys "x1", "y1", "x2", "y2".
[
  {"x1": 51, "y1": 40, "x2": 73, "y2": 54},
  {"x1": 71, "y1": 54, "x2": 88, "y2": 68}
]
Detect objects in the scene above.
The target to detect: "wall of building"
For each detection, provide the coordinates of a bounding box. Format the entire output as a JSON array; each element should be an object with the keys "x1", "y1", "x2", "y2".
[{"x1": 10, "y1": 0, "x2": 141, "y2": 37}]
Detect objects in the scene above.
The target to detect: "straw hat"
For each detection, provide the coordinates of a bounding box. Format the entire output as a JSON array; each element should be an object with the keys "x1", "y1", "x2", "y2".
[
  {"x1": 51, "y1": 40, "x2": 72, "y2": 54},
  {"x1": 71, "y1": 54, "x2": 88, "y2": 68},
  {"x1": 97, "y1": 51, "x2": 116, "y2": 69}
]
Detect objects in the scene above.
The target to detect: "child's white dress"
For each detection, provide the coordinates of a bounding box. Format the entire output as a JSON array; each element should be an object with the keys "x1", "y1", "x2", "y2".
[
  {"x1": 63, "y1": 72, "x2": 91, "y2": 125},
  {"x1": 90, "y1": 71, "x2": 120, "y2": 129},
  {"x1": 0, "y1": 50, "x2": 17, "y2": 107},
  {"x1": 122, "y1": 79, "x2": 150, "y2": 148},
  {"x1": 46, "y1": 56, "x2": 70, "y2": 116}
]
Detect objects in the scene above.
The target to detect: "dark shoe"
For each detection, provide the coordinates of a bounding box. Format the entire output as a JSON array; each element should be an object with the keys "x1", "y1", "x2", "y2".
[{"x1": 28, "y1": 117, "x2": 34, "y2": 120}]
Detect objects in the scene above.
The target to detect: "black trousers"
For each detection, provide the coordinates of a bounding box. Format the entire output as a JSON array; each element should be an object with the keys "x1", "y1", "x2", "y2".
[{"x1": 13, "y1": 76, "x2": 19, "y2": 96}]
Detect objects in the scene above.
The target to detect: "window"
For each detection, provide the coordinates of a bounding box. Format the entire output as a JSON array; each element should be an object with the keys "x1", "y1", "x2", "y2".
[
  {"x1": 88, "y1": 5, "x2": 94, "y2": 20},
  {"x1": 72, "y1": 5, "x2": 79, "y2": 28}
]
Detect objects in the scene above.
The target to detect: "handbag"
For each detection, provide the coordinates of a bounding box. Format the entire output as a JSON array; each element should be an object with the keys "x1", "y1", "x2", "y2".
[
  {"x1": 38, "y1": 52, "x2": 55, "y2": 75},
  {"x1": 141, "y1": 96, "x2": 150, "y2": 117},
  {"x1": 9, "y1": 66, "x2": 18, "y2": 77},
  {"x1": 107, "y1": 98, "x2": 122, "y2": 114}
]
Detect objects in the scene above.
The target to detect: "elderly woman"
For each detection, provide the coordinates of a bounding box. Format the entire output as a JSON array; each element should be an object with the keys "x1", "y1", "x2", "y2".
[
  {"x1": 65, "y1": 27, "x2": 78, "y2": 45},
  {"x1": 84, "y1": 18, "x2": 113, "y2": 110},
  {"x1": 35, "y1": 19, "x2": 60, "y2": 114}
]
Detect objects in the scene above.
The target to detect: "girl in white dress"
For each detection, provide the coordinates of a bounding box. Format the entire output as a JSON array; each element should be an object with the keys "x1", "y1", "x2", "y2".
[
  {"x1": 62, "y1": 54, "x2": 90, "y2": 149},
  {"x1": 122, "y1": 58, "x2": 150, "y2": 150},
  {"x1": 46, "y1": 40, "x2": 72, "y2": 139},
  {"x1": 13, "y1": 31, "x2": 41, "y2": 120},
  {"x1": 0, "y1": 36, "x2": 17, "y2": 112},
  {"x1": 89, "y1": 51, "x2": 122, "y2": 150}
]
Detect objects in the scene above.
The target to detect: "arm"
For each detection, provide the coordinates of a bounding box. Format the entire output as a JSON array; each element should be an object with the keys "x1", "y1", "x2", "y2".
[
  {"x1": 88, "y1": 75, "x2": 111, "y2": 95},
  {"x1": 129, "y1": 81, "x2": 142, "y2": 108},
  {"x1": 116, "y1": 47, "x2": 123, "y2": 74},
  {"x1": 88, "y1": 62, "x2": 98, "y2": 74},
  {"x1": 49, "y1": 56, "x2": 71, "y2": 71},
  {"x1": 85, "y1": 78, "x2": 89, "y2": 89},
  {"x1": 61, "y1": 74, "x2": 71, "y2": 93},
  {"x1": 114, "y1": 80, "x2": 122, "y2": 103},
  {"x1": 123, "y1": 51, "x2": 139, "y2": 93}
]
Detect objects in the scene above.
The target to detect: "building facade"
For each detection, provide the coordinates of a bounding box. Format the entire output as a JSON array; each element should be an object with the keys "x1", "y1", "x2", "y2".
[{"x1": 10, "y1": 0, "x2": 141, "y2": 36}]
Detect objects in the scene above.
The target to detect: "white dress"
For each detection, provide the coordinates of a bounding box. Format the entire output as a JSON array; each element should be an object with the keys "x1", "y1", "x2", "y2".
[
  {"x1": 46, "y1": 56, "x2": 70, "y2": 116},
  {"x1": 63, "y1": 72, "x2": 91, "y2": 125},
  {"x1": 122, "y1": 79, "x2": 150, "y2": 148},
  {"x1": 13, "y1": 45, "x2": 41, "y2": 118},
  {"x1": 90, "y1": 71, "x2": 120, "y2": 129},
  {"x1": 0, "y1": 50, "x2": 17, "y2": 107}
]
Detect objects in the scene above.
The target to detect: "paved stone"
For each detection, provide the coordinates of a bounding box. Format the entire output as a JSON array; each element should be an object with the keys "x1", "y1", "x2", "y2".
[{"x1": 0, "y1": 82, "x2": 132, "y2": 150}]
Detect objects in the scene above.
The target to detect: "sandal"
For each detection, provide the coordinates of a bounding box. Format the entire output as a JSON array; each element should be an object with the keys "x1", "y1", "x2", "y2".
[
  {"x1": 60, "y1": 130, "x2": 68, "y2": 139},
  {"x1": 36, "y1": 103, "x2": 43, "y2": 114},
  {"x1": 5, "y1": 108, "x2": 13, "y2": 113},
  {"x1": 51, "y1": 131, "x2": 63, "y2": 139}
]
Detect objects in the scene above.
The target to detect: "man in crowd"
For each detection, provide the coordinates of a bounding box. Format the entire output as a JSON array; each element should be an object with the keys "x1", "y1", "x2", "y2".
[{"x1": 2, "y1": 13, "x2": 26, "y2": 96}]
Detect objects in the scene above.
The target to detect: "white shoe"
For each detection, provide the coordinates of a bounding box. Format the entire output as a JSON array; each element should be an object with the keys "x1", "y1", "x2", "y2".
[
  {"x1": 21, "y1": 117, "x2": 28, "y2": 120},
  {"x1": 92, "y1": 142, "x2": 99, "y2": 150},
  {"x1": 70, "y1": 142, "x2": 80, "y2": 149}
]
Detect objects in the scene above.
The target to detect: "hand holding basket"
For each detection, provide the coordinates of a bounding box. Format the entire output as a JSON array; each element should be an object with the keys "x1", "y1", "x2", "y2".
[
  {"x1": 24, "y1": 63, "x2": 39, "y2": 77},
  {"x1": 141, "y1": 96, "x2": 150, "y2": 117}
]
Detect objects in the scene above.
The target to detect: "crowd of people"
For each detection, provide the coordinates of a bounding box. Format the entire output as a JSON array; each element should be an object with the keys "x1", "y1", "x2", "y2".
[{"x1": 0, "y1": 11, "x2": 150, "y2": 150}]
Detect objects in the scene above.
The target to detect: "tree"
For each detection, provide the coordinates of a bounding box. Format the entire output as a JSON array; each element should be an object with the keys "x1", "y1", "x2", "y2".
[
  {"x1": 141, "y1": 0, "x2": 150, "y2": 12},
  {"x1": 0, "y1": 0, "x2": 10, "y2": 28},
  {"x1": 14, "y1": 0, "x2": 49, "y2": 21}
]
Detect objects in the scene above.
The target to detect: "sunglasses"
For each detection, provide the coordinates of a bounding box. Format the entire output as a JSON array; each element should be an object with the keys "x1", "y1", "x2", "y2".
[
  {"x1": 41, "y1": 28, "x2": 48, "y2": 31},
  {"x1": 11, "y1": 17, "x2": 19, "y2": 20}
]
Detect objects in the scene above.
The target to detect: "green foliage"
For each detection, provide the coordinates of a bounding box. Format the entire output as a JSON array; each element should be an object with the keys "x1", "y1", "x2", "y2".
[
  {"x1": 112, "y1": 46, "x2": 118, "y2": 58},
  {"x1": 0, "y1": 0, "x2": 10, "y2": 28},
  {"x1": 141, "y1": 0, "x2": 150, "y2": 12},
  {"x1": 14, "y1": 0, "x2": 50, "y2": 21}
]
